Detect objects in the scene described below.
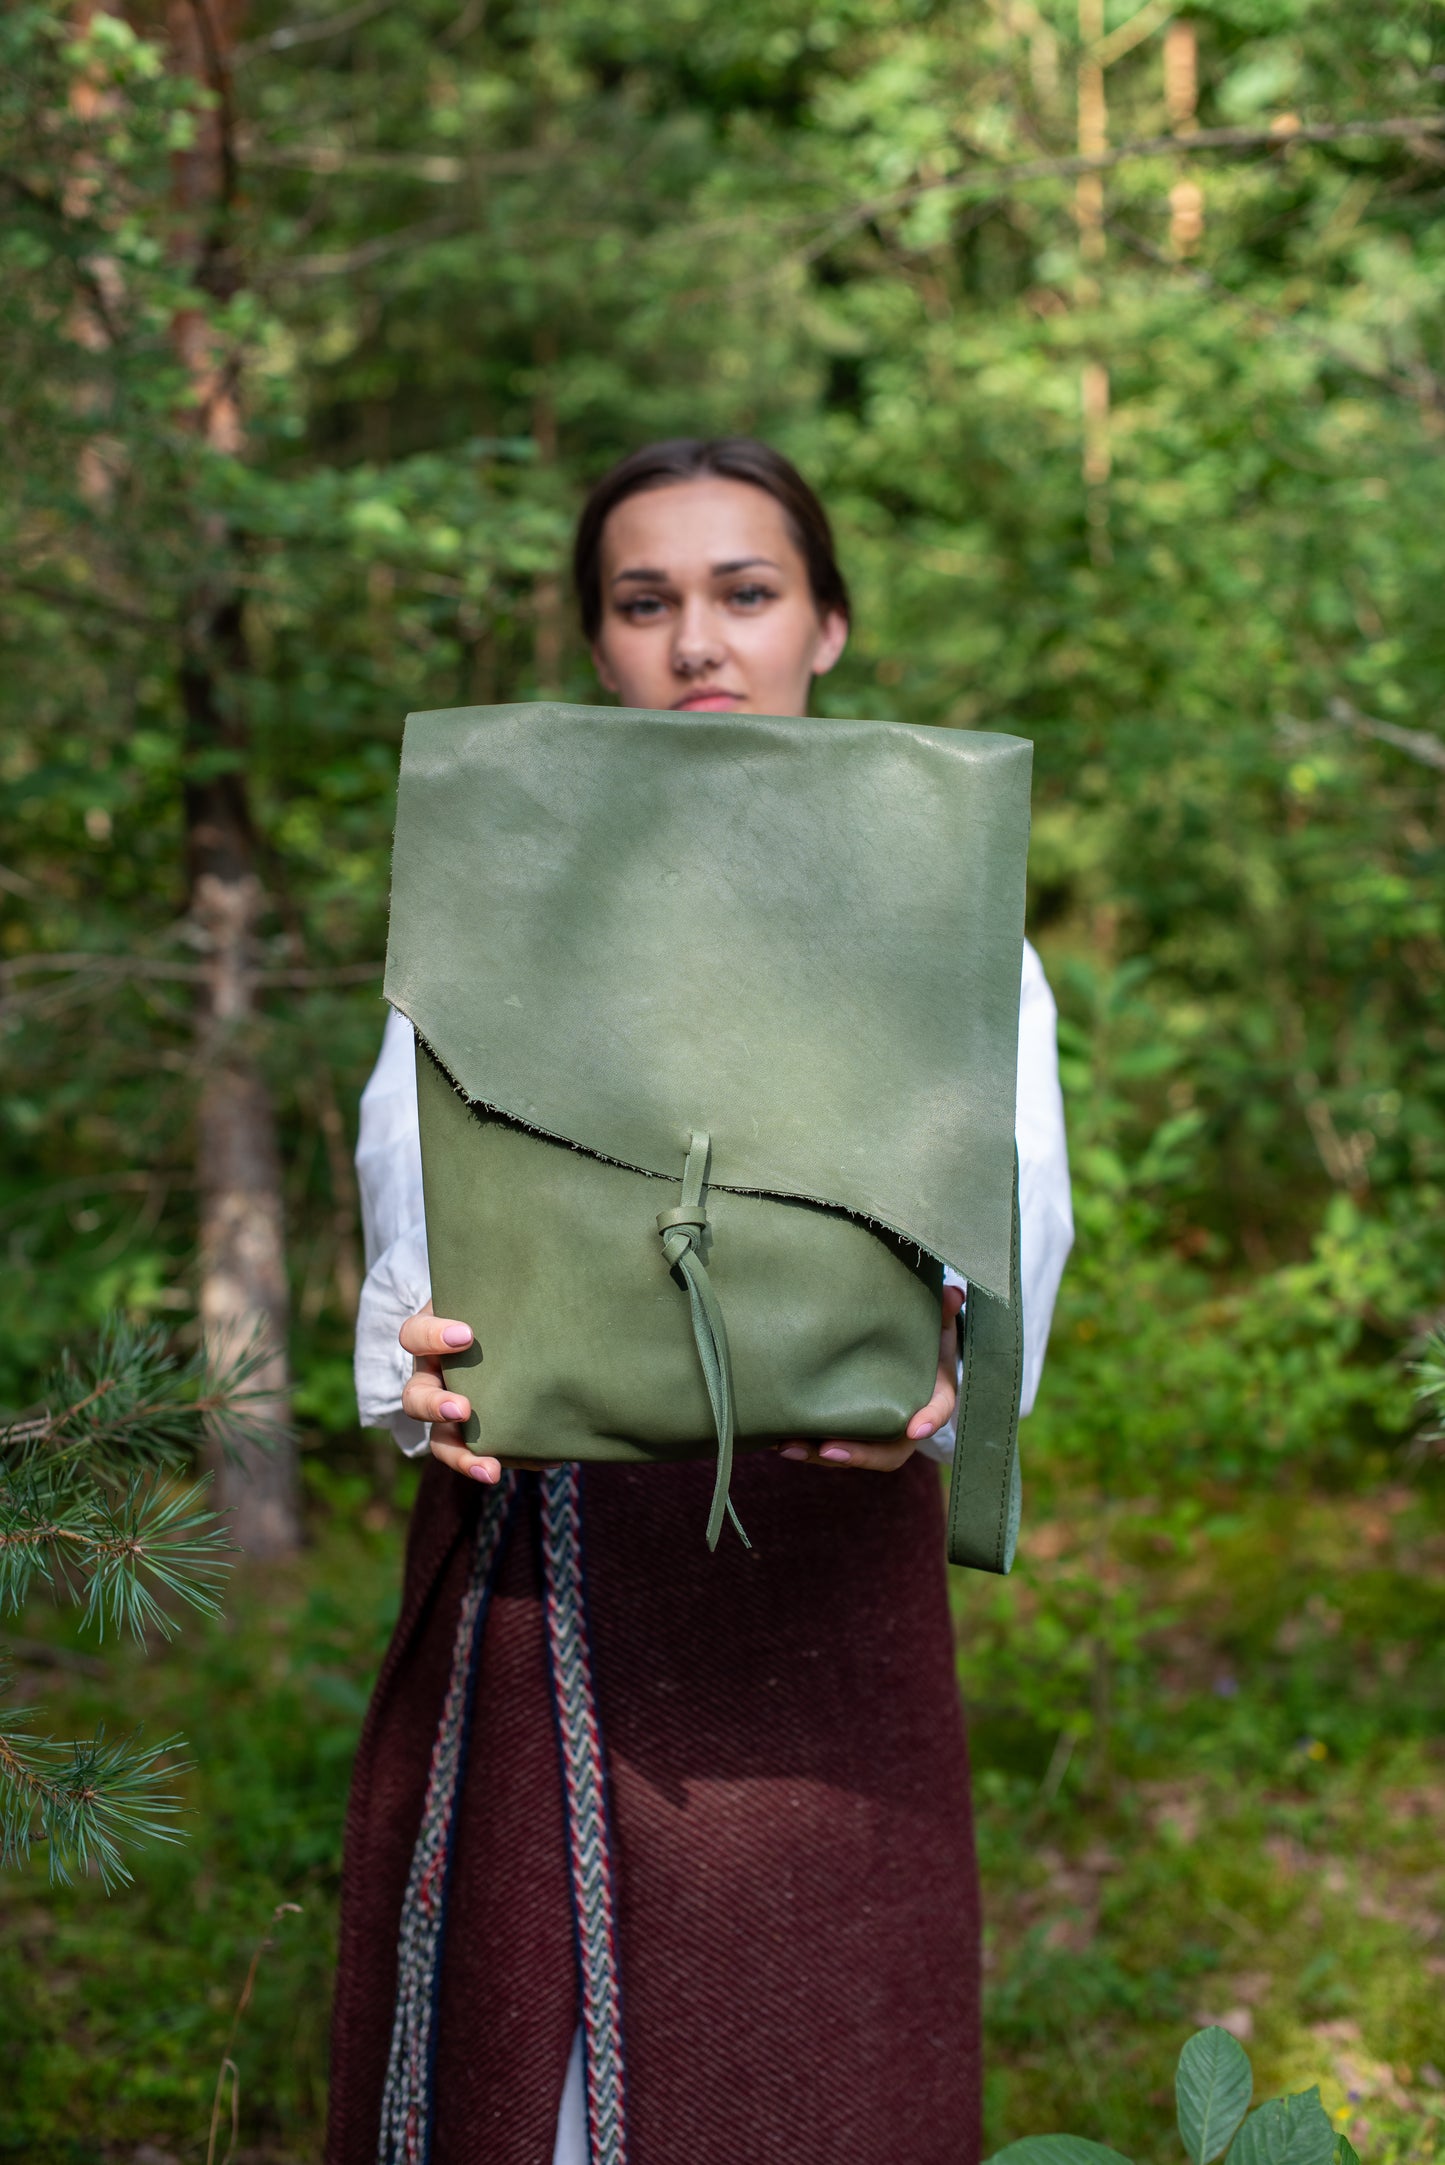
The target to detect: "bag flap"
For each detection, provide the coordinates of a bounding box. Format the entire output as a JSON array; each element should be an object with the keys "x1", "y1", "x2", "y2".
[{"x1": 384, "y1": 701, "x2": 1032, "y2": 1297}]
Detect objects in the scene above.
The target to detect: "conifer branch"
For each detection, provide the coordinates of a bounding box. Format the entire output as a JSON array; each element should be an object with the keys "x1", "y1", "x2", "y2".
[
  {"x1": 1, "y1": 1320, "x2": 275, "y2": 1885},
  {"x1": 0, "y1": 1675, "x2": 189, "y2": 1889},
  {"x1": 1410, "y1": 1326, "x2": 1445, "y2": 1463}
]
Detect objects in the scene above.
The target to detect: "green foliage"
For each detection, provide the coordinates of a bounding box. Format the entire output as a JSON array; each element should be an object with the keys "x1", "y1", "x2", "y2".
[
  {"x1": 987, "y1": 2032, "x2": 1339, "y2": 2165},
  {"x1": 1178, "y1": 2025, "x2": 1255, "y2": 2165},
  {"x1": 1227, "y1": 2088, "x2": 1336, "y2": 2165},
  {"x1": 0, "y1": 1322, "x2": 269, "y2": 1888},
  {"x1": 993, "y1": 2139, "x2": 1135, "y2": 2165},
  {"x1": 0, "y1": 1697, "x2": 189, "y2": 1900}
]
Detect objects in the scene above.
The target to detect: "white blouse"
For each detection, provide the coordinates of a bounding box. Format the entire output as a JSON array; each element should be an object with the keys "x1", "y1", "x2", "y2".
[{"x1": 352, "y1": 939, "x2": 1074, "y2": 1463}]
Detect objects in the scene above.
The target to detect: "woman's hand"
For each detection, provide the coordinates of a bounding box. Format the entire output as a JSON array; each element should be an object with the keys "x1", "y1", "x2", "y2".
[
  {"x1": 776, "y1": 1284, "x2": 964, "y2": 1474},
  {"x1": 405, "y1": 1283, "x2": 965, "y2": 1484},
  {"x1": 399, "y1": 1301, "x2": 504, "y2": 1484}
]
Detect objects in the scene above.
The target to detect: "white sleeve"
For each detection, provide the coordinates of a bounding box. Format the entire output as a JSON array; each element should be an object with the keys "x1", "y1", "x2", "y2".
[
  {"x1": 920, "y1": 938, "x2": 1074, "y2": 1463},
  {"x1": 353, "y1": 1008, "x2": 434, "y2": 1458}
]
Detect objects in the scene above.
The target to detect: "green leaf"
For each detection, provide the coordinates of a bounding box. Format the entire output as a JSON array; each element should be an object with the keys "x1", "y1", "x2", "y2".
[
  {"x1": 1177, "y1": 2026, "x2": 1254, "y2": 2164},
  {"x1": 1227, "y1": 2091, "x2": 1336, "y2": 2165},
  {"x1": 988, "y1": 2140, "x2": 1132, "y2": 2165},
  {"x1": 1334, "y1": 2139, "x2": 1361, "y2": 2165}
]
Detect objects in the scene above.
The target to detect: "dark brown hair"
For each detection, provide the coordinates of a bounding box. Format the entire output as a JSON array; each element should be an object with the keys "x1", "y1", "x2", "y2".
[{"x1": 572, "y1": 436, "x2": 851, "y2": 642}]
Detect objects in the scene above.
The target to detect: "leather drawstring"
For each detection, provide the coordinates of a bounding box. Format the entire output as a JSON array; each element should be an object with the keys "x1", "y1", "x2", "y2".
[{"x1": 656, "y1": 1132, "x2": 749, "y2": 1551}]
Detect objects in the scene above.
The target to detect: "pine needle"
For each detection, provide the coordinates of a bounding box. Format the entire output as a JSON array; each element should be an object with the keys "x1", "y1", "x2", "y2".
[{"x1": 1, "y1": 1320, "x2": 267, "y2": 1887}]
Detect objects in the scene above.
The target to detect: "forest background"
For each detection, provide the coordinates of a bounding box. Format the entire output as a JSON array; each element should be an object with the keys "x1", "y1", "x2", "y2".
[{"x1": 1, "y1": 0, "x2": 1443, "y2": 2159}]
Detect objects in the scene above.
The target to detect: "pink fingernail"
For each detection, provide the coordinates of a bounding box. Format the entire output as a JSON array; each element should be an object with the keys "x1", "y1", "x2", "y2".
[
  {"x1": 440, "y1": 1398, "x2": 466, "y2": 1421},
  {"x1": 779, "y1": 1444, "x2": 808, "y2": 1461},
  {"x1": 820, "y1": 1445, "x2": 851, "y2": 1465},
  {"x1": 467, "y1": 1463, "x2": 497, "y2": 1483},
  {"x1": 909, "y1": 1419, "x2": 937, "y2": 1440},
  {"x1": 442, "y1": 1324, "x2": 472, "y2": 1348}
]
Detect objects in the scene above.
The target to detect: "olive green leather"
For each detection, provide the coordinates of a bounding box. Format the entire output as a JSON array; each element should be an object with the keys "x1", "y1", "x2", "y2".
[
  {"x1": 387, "y1": 701, "x2": 1033, "y2": 1565},
  {"x1": 420, "y1": 1047, "x2": 945, "y2": 1528},
  {"x1": 386, "y1": 702, "x2": 1031, "y2": 1297}
]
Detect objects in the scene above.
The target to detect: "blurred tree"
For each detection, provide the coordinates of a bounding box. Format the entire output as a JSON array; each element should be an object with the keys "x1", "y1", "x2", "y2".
[
  {"x1": 159, "y1": 0, "x2": 303, "y2": 1556},
  {"x1": 3, "y1": 0, "x2": 304, "y2": 1551}
]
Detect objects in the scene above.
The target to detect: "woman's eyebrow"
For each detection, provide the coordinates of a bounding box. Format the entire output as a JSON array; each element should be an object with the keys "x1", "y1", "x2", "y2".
[{"x1": 610, "y1": 554, "x2": 782, "y2": 587}]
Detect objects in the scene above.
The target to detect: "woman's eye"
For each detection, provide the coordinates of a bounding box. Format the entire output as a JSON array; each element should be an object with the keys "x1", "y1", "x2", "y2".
[
  {"x1": 728, "y1": 584, "x2": 775, "y2": 610},
  {"x1": 620, "y1": 595, "x2": 667, "y2": 621}
]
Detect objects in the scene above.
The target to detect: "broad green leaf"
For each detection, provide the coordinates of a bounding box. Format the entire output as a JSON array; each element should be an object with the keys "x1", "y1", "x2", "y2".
[
  {"x1": 1177, "y1": 2026, "x2": 1254, "y2": 2164},
  {"x1": 1334, "y1": 2138, "x2": 1361, "y2": 2165},
  {"x1": 1226, "y1": 2090, "x2": 1336, "y2": 2165},
  {"x1": 988, "y1": 2139, "x2": 1131, "y2": 2165}
]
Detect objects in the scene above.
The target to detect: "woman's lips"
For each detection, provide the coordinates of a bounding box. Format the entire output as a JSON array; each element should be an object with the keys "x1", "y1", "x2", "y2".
[{"x1": 671, "y1": 690, "x2": 746, "y2": 711}]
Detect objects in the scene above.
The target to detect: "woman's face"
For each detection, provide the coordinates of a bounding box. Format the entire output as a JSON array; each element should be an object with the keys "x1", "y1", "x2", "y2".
[{"x1": 590, "y1": 475, "x2": 848, "y2": 718}]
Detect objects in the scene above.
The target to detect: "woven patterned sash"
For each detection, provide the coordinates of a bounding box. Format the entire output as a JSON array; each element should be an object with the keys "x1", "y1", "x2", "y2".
[
  {"x1": 539, "y1": 1465, "x2": 630, "y2": 2164},
  {"x1": 378, "y1": 1466, "x2": 629, "y2": 2165}
]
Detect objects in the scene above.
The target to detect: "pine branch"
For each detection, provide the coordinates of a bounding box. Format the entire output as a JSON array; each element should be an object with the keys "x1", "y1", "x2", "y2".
[
  {"x1": 4, "y1": 1314, "x2": 282, "y2": 1479},
  {"x1": 0, "y1": 1473, "x2": 230, "y2": 1640},
  {"x1": 1410, "y1": 1326, "x2": 1445, "y2": 1461},
  {"x1": 1, "y1": 1319, "x2": 275, "y2": 1887},
  {"x1": 0, "y1": 1670, "x2": 190, "y2": 1889}
]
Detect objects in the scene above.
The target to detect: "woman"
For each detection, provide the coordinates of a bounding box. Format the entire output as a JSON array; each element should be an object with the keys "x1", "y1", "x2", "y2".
[{"x1": 330, "y1": 438, "x2": 1073, "y2": 2165}]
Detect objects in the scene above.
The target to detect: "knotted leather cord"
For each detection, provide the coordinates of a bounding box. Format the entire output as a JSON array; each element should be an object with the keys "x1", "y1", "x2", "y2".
[{"x1": 657, "y1": 1133, "x2": 749, "y2": 1551}]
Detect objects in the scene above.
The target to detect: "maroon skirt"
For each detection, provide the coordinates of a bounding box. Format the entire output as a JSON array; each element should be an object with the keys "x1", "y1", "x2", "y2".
[{"x1": 326, "y1": 1449, "x2": 981, "y2": 2165}]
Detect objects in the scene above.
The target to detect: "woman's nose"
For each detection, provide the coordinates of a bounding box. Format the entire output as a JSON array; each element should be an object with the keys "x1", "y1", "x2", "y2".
[{"x1": 672, "y1": 599, "x2": 725, "y2": 675}]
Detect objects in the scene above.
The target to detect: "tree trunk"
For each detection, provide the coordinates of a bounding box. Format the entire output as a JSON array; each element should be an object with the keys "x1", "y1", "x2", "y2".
[
  {"x1": 184, "y1": 594, "x2": 299, "y2": 1556},
  {"x1": 157, "y1": 0, "x2": 301, "y2": 1554}
]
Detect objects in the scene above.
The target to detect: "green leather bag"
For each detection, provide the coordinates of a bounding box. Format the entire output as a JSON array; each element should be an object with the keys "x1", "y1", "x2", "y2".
[{"x1": 384, "y1": 701, "x2": 1032, "y2": 1569}]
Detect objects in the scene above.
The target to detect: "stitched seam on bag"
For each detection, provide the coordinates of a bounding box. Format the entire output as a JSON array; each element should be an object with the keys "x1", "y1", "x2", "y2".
[{"x1": 411, "y1": 1021, "x2": 1013, "y2": 1301}]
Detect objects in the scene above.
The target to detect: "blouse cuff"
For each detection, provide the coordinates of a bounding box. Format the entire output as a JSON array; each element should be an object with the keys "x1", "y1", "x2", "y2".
[{"x1": 354, "y1": 1225, "x2": 434, "y2": 1459}]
